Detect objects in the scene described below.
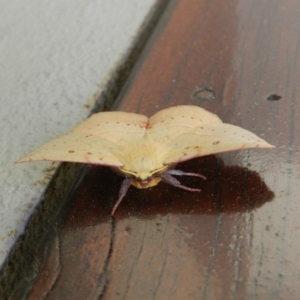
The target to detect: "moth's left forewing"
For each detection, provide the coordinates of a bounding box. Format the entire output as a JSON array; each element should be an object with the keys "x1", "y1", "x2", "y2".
[
  {"x1": 162, "y1": 123, "x2": 274, "y2": 165},
  {"x1": 148, "y1": 105, "x2": 222, "y2": 144}
]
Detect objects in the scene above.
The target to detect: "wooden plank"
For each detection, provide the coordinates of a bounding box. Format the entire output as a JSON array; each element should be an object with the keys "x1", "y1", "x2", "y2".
[{"x1": 9, "y1": 0, "x2": 300, "y2": 299}]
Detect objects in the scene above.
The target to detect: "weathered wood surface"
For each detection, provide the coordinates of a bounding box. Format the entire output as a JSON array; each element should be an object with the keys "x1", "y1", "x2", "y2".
[{"x1": 12, "y1": 0, "x2": 300, "y2": 299}]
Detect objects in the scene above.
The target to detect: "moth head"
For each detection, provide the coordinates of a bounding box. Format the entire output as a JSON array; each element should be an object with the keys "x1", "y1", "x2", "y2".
[
  {"x1": 131, "y1": 176, "x2": 162, "y2": 189},
  {"x1": 112, "y1": 165, "x2": 172, "y2": 189}
]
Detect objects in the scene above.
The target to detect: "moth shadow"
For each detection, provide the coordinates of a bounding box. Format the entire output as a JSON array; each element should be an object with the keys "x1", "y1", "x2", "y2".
[
  {"x1": 62, "y1": 155, "x2": 274, "y2": 227},
  {"x1": 123, "y1": 155, "x2": 275, "y2": 219}
]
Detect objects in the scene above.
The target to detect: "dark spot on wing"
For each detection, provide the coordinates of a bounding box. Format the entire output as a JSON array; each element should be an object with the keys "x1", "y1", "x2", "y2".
[{"x1": 69, "y1": 150, "x2": 75, "y2": 153}]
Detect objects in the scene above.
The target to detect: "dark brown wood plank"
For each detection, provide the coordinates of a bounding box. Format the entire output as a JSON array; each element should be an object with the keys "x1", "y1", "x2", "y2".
[{"x1": 10, "y1": 0, "x2": 300, "y2": 299}]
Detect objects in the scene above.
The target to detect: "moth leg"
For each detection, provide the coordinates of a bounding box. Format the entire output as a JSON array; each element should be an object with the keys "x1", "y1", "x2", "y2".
[
  {"x1": 165, "y1": 169, "x2": 206, "y2": 180},
  {"x1": 111, "y1": 178, "x2": 132, "y2": 216},
  {"x1": 161, "y1": 173, "x2": 201, "y2": 192}
]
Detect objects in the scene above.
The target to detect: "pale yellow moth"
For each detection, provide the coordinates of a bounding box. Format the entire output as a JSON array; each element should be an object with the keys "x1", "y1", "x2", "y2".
[{"x1": 16, "y1": 105, "x2": 274, "y2": 215}]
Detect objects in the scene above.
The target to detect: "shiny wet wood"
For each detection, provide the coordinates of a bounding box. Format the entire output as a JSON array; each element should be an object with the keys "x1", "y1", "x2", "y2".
[{"x1": 16, "y1": 0, "x2": 300, "y2": 299}]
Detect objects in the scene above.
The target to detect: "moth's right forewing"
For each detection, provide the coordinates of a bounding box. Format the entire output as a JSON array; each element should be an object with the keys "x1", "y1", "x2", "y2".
[
  {"x1": 72, "y1": 111, "x2": 148, "y2": 143},
  {"x1": 16, "y1": 134, "x2": 124, "y2": 167},
  {"x1": 16, "y1": 111, "x2": 149, "y2": 166}
]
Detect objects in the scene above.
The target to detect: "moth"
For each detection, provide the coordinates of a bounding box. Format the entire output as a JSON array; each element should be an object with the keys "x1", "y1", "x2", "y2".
[{"x1": 16, "y1": 105, "x2": 274, "y2": 215}]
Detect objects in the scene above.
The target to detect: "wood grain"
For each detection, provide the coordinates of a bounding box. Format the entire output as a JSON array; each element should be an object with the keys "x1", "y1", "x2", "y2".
[{"x1": 10, "y1": 0, "x2": 300, "y2": 299}]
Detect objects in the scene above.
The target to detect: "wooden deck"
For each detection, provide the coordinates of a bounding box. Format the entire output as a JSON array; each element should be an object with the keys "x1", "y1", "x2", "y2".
[{"x1": 6, "y1": 0, "x2": 300, "y2": 299}]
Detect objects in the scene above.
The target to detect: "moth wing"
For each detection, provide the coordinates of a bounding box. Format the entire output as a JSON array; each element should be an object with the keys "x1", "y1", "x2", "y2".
[
  {"x1": 162, "y1": 123, "x2": 274, "y2": 165},
  {"x1": 16, "y1": 134, "x2": 124, "y2": 167},
  {"x1": 71, "y1": 111, "x2": 148, "y2": 143},
  {"x1": 148, "y1": 105, "x2": 222, "y2": 143},
  {"x1": 16, "y1": 111, "x2": 149, "y2": 166}
]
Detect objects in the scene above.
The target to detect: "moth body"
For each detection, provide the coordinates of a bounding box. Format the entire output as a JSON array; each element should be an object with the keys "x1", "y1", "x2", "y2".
[
  {"x1": 114, "y1": 138, "x2": 166, "y2": 187},
  {"x1": 16, "y1": 105, "x2": 274, "y2": 215}
]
